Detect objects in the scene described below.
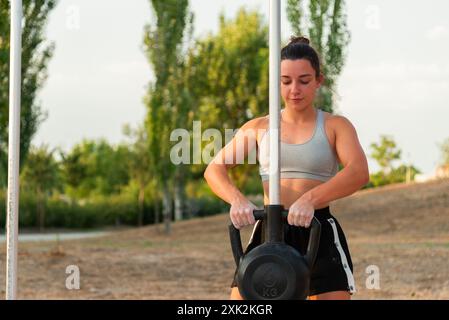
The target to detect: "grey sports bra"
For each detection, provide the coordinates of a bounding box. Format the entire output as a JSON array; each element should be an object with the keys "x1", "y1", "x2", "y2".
[{"x1": 258, "y1": 108, "x2": 339, "y2": 182}]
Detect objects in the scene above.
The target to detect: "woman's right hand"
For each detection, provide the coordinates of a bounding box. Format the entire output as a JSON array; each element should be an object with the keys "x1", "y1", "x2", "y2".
[{"x1": 230, "y1": 197, "x2": 258, "y2": 229}]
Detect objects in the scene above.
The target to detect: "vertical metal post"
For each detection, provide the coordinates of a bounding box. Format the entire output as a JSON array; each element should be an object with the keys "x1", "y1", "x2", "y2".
[
  {"x1": 6, "y1": 0, "x2": 23, "y2": 300},
  {"x1": 268, "y1": 0, "x2": 281, "y2": 205}
]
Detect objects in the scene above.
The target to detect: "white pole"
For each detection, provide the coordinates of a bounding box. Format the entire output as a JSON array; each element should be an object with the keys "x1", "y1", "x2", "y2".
[
  {"x1": 6, "y1": 0, "x2": 23, "y2": 300},
  {"x1": 268, "y1": 0, "x2": 281, "y2": 205}
]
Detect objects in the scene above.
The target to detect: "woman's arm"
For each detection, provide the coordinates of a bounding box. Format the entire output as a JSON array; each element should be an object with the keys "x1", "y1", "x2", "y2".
[
  {"x1": 204, "y1": 163, "x2": 247, "y2": 205},
  {"x1": 203, "y1": 118, "x2": 260, "y2": 204},
  {"x1": 204, "y1": 118, "x2": 262, "y2": 228},
  {"x1": 302, "y1": 115, "x2": 370, "y2": 208}
]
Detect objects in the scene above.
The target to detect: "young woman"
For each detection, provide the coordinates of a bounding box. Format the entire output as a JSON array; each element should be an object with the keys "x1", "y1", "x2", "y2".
[{"x1": 204, "y1": 36, "x2": 369, "y2": 300}]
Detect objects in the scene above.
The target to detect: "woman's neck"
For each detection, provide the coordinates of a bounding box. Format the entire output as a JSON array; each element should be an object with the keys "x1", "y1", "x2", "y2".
[{"x1": 281, "y1": 105, "x2": 317, "y2": 125}]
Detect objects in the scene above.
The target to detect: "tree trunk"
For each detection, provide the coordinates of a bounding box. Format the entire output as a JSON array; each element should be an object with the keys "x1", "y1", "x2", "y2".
[
  {"x1": 37, "y1": 188, "x2": 45, "y2": 233},
  {"x1": 41, "y1": 200, "x2": 45, "y2": 233},
  {"x1": 174, "y1": 167, "x2": 186, "y2": 221},
  {"x1": 154, "y1": 197, "x2": 160, "y2": 225},
  {"x1": 162, "y1": 183, "x2": 172, "y2": 235},
  {"x1": 138, "y1": 185, "x2": 145, "y2": 227},
  {"x1": 185, "y1": 199, "x2": 192, "y2": 219}
]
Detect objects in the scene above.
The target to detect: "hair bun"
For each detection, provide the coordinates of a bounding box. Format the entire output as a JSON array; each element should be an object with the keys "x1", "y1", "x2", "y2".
[{"x1": 289, "y1": 36, "x2": 310, "y2": 45}]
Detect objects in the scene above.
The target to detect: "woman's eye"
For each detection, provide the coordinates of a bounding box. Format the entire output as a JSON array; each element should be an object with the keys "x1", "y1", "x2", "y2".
[{"x1": 281, "y1": 81, "x2": 310, "y2": 85}]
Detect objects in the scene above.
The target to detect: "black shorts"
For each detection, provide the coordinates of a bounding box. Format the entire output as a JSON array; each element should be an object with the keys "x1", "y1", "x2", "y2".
[{"x1": 230, "y1": 206, "x2": 356, "y2": 297}]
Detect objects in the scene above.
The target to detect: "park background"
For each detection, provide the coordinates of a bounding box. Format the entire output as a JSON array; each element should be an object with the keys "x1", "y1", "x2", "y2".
[{"x1": 0, "y1": 0, "x2": 448, "y2": 299}]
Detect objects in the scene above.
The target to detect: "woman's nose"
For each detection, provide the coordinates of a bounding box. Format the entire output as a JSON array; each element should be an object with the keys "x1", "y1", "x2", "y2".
[{"x1": 290, "y1": 81, "x2": 302, "y2": 94}]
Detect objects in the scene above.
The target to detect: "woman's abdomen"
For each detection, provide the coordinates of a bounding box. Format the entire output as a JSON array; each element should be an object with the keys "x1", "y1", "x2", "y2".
[{"x1": 262, "y1": 179, "x2": 329, "y2": 209}]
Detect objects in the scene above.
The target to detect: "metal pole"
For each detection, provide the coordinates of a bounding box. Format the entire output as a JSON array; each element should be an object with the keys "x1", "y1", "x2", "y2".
[
  {"x1": 268, "y1": 0, "x2": 281, "y2": 205},
  {"x1": 6, "y1": 0, "x2": 23, "y2": 300}
]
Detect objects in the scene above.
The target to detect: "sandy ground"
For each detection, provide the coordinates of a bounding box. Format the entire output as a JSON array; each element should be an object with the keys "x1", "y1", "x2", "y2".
[{"x1": 0, "y1": 178, "x2": 448, "y2": 300}]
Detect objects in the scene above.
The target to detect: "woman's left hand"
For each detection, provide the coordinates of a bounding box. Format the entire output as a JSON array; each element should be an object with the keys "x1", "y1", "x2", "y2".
[{"x1": 287, "y1": 196, "x2": 315, "y2": 228}]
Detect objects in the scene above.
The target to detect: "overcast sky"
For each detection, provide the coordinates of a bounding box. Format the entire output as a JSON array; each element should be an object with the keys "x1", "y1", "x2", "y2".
[{"x1": 34, "y1": 0, "x2": 449, "y2": 175}]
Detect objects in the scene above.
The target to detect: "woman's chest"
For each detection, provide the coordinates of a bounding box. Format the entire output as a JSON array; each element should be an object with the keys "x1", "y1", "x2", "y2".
[{"x1": 257, "y1": 118, "x2": 337, "y2": 156}]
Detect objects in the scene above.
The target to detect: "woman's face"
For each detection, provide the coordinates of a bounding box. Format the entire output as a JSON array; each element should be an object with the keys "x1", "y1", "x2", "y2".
[{"x1": 280, "y1": 59, "x2": 323, "y2": 111}]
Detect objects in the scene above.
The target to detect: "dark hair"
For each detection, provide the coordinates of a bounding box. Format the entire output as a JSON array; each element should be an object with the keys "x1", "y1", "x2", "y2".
[{"x1": 281, "y1": 36, "x2": 321, "y2": 78}]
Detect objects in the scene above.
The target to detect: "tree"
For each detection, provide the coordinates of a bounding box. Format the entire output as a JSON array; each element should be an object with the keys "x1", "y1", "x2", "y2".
[
  {"x1": 59, "y1": 144, "x2": 89, "y2": 200},
  {"x1": 369, "y1": 135, "x2": 402, "y2": 175},
  {"x1": 123, "y1": 124, "x2": 152, "y2": 227},
  {"x1": 0, "y1": 0, "x2": 57, "y2": 186},
  {"x1": 189, "y1": 8, "x2": 268, "y2": 130},
  {"x1": 143, "y1": 0, "x2": 192, "y2": 234},
  {"x1": 21, "y1": 144, "x2": 60, "y2": 231},
  {"x1": 186, "y1": 8, "x2": 269, "y2": 190},
  {"x1": 60, "y1": 139, "x2": 130, "y2": 199},
  {"x1": 286, "y1": 0, "x2": 351, "y2": 113}
]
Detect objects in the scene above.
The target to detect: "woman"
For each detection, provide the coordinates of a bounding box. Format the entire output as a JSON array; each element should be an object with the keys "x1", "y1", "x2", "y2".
[{"x1": 203, "y1": 36, "x2": 369, "y2": 300}]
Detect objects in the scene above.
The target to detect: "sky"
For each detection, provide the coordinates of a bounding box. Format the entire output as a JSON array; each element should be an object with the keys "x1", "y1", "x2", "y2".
[{"x1": 34, "y1": 0, "x2": 449, "y2": 175}]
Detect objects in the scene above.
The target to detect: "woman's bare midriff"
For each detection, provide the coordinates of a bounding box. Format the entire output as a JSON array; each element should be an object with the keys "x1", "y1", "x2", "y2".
[{"x1": 262, "y1": 178, "x2": 329, "y2": 209}]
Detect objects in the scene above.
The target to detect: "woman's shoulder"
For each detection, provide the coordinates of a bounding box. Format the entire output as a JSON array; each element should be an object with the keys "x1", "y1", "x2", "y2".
[
  {"x1": 239, "y1": 115, "x2": 269, "y2": 132},
  {"x1": 322, "y1": 111, "x2": 358, "y2": 134},
  {"x1": 235, "y1": 116, "x2": 269, "y2": 144}
]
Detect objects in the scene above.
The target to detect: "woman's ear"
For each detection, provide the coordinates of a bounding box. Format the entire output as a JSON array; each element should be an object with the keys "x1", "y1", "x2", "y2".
[{"x1": 316, "y1": 73, "x2": 325, "y2": 89}]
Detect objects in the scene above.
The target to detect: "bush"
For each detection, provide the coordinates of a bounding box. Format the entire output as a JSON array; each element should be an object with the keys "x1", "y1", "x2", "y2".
[
  {"x1": 187, "y1": 196, "x2": 230, "y2": 218},
  {"x1": 0, "y1": 191, "x2": 156, "y2": 229},
  {"x1": 367, "y1": 165, "x2": 421, "y2": 188}
]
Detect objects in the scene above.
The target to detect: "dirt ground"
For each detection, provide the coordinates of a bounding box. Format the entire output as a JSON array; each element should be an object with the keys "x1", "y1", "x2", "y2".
[{"x1": 1, "y1": 178, "x2": 448, "y2": 300}]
